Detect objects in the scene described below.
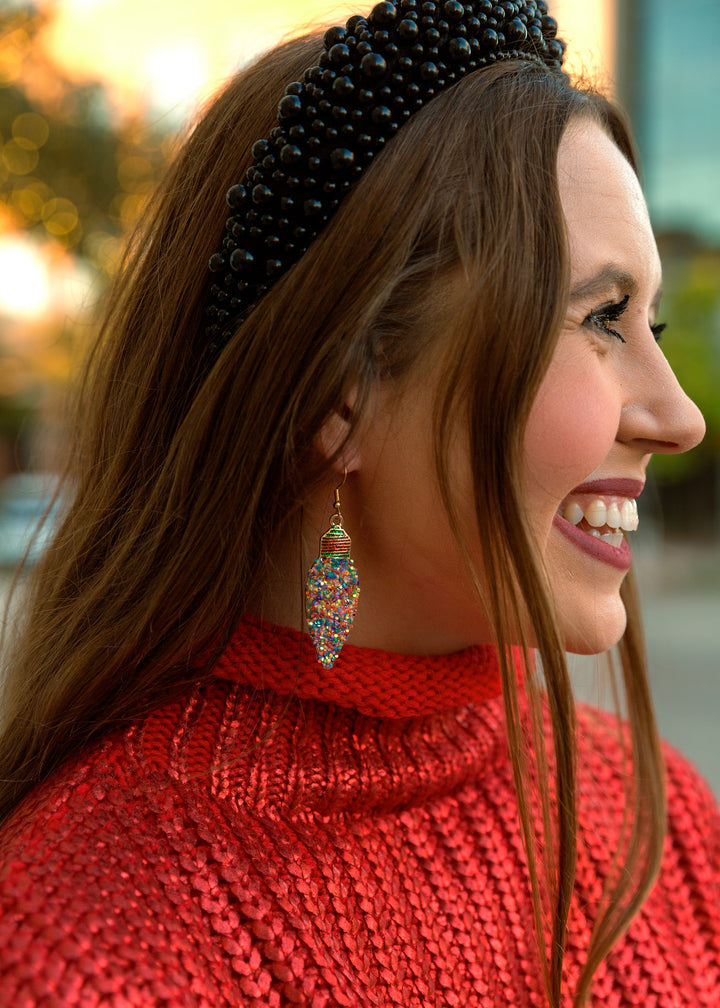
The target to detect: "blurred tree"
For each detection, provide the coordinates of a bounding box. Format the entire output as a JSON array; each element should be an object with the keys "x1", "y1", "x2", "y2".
[
  {"x1": 0, "y1": 1, "x2": 174, "y2": 473},
  {"x1": 0, "y1": 1, "x2": 171, "y2": 277},
  {"x1": 653, "y1": 245, "x2": 720, "y2": 480}
]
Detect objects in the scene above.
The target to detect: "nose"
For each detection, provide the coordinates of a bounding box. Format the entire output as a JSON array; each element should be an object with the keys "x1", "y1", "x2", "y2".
[{"x1": 619, "y1": 349, "x2": 706, "y2": 455}]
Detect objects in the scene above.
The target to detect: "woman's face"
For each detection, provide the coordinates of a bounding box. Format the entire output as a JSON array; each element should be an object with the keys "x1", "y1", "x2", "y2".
[{"x1": 340, "y1": 118, "x2": 704, "y2": 656}]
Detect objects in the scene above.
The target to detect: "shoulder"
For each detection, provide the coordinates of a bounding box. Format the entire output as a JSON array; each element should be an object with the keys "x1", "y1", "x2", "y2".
[{"x1": 0, "y1": 693, "x2": 272, "y2": 1007}]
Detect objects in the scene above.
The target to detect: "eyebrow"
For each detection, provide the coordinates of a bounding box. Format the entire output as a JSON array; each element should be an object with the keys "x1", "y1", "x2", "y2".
[{"x1": 570, "y1": 264, "x2": 662, "y2": 313}]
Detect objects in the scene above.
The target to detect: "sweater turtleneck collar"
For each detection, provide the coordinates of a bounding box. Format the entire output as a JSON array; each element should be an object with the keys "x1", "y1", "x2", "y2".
[
  {"x1": 155, "y1": 617, "x2": 508, "y2": 817},
  {"x1": 212, "y1": 617, "x2": 502, "y2": 718}
]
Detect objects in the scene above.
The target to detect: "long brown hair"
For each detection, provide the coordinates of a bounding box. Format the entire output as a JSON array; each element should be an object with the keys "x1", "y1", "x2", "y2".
[{"x1": 0, "y1": 32, "x2": 665, "y2": 1007}]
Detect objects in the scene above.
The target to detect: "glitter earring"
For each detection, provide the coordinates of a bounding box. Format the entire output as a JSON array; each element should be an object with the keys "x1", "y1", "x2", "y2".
[{"x1": 305, "y1": 470, "x2": 360, "y2": 669}]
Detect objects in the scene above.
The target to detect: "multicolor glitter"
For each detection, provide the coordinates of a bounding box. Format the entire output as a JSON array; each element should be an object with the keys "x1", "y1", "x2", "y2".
[{"x1": 306, "y1": 523, "x2": 360, "y2": 668}]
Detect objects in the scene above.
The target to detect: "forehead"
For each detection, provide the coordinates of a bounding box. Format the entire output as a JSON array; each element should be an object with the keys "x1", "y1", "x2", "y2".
[{"x1": 557, "y1": 120, "x2": 660, "y2": 288}]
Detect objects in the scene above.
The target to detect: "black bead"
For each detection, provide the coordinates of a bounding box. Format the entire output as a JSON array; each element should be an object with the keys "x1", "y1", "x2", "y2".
[
  {"x1": 443, "y1": 0, "x2": 463, "y2": 20},
  {"x1": 371, "y1": 104, "x2": 393, "y2": 126},
  {"x1": 209, "y1": 253, "x2": 225, "y2": 272},
  {"x1": 449, "y1": 36, "x2": 471, "y2": 60},
  {"x1": 307, "y1": 155, "x2": 322, "y2": 172},
  {"x1": 329, "y1": 43, "x2": 351, "y2": 65},
  {"x1": 346, "y1": 14, "x2": 368, "y2": 33},
  {"x1": 506, "y1": 16, "x2": 527, "y2": 42},
  {"x1": 266, "y1": 259, "x2": 283, "y2": 276},
  {"x1": 398, "y1": 17, "x2": 419, "y2": 40},
  {"x1": 324, "y1": 126, "x2": 340, "y2": 142},
  {"x1": 303, "y1": 198, "x2": 324, "y2": 216},
  {"x1": 374, "y1": 29, "x2": 390, "y2": 45},
  {"x1": 331, "y1": 104, "x2": 349, "y2": 120},
  {"x1": 262, "y1": 154, "x2": 277, "y2": 171},
  {"x1": 385, "y1": 41, "x2": 400, "y2": 58},
  {"x1": 425, "y1": 27, "x2": 441, "y2": 44},
  {"x1": 252, "y1": 139, "x2": 270, "y2": 160},
  {"x1": 229, "y1": 248, "x2": 254, "y2": 272},
  {"x1": 333, "y1": 75, "x2": 355, "y2": 97},
  {"x1": 230, "y1": 221, "x2": 245, "y2": 239},
  {"x1": 226, "y1": 184, "x2": 246, "y2": 209},
  {"x1": 359, "y1": 88, "x2": 375, "y2": 103},
  {"x1": 248, "y1": 227, "x2": 262, "y2": 241},
  {"x1": 278, "y1": 94, "x2": 302, "y2": 120},
  {"x1": 419, "y1": 61, "x2": 440, "y2": 81},
  {"x1": 547, "y1": 37, "x2": 564, "y2": 59},
  {"x1": 280, "y1": 144, "x2": 302, "y2": 166},
  {"x1": 356, "y1": 40, "x2": 374, "y2": 57},
  {"x1": 265, "y1": 234, "x2": 281, "y2": 251},
  {"x1": 324, "y1": 25, "x2": 347, "y2": 47},
  {"x1": 420, "y1": 1, "x2": 437, "y2": 13},
  {"x1": 482, "y1": 27, "x2": 499, "y2": 49},
  {"x1": 528, "y1": 23, "x2": 543, "y2": 44},
  {"x1": 370, "y1": 1, "x2": 398, "y2": 26},
  {"x1": 307, "y1": 136, "x2": 321, "y2": 150},
  {"x1": 330, "y1": 147, "x2": 356, "y2": 170},
  {"x1": 251, "y1": 184, "x2": 273, "y2": 205},
  {"x1": 280, "y1": 195, "x2": 295, "y2": 212}
]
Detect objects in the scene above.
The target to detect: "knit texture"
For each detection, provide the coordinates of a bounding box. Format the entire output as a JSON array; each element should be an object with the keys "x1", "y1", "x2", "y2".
[{"x1": 1, "y1": 618, "x2": 719, "y2": 1006}]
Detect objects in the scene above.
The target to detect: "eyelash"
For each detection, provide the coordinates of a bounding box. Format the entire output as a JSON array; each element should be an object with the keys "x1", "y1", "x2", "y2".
[{"x1": 585, "y1": 294, "x2": 667, "y2": 343}]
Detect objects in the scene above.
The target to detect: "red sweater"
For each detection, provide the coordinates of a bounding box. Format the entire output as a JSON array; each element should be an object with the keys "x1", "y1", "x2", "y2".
[{"x1": 1, "y1": 619, "x2": 719, "y2": 1006}]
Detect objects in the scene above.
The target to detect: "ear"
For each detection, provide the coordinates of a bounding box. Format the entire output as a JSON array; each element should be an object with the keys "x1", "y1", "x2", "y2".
[{"x1": 315, "y1": 403, "x2": 362, "y2": 474}]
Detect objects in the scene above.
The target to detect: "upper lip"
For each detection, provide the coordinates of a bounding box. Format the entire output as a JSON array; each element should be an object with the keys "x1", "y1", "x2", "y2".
[{"x1": 569, "y1": 478, "x2": 645, "y2": 499}]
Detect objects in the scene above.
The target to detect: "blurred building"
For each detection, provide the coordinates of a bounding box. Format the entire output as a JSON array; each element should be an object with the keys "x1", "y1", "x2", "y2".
[
  {"x1": 616, "y1": 0, "x2": 720, "y2": 246},
  {"x1": 615, "y1": 0, "x2": 720, "y2": 539}
]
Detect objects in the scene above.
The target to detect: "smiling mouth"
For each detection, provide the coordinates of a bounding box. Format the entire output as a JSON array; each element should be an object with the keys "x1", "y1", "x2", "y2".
[
  {"x1": 558, "y1": 495, "x2": 638, "y2": 545},
  {"x1": 553, "y1": 489, "x2": 641, "y2": 570}
]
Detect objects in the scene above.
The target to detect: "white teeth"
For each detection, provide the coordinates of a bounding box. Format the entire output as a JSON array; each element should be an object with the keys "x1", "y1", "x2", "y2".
[
  {"x1": 585, "y1": 499, "x2": 607, "y2": 528},
  {"x1": 560, "y1": 496, "x2": 639, "y2": 533},
  {"x1": 564, "y1": 501, "x2": 584, "y2": 526},
  {"x1": 606, "y1": 502, "x2": 621, "y2": 529},
  {"x1": 620, "y1": 499, "x2": 638, "y2": 532},
  {"x1": 599, "y1": 531, "x2": 624, "y2": 548}
]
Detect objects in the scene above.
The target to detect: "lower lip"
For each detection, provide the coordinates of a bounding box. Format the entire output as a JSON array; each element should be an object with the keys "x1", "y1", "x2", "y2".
[{"x1": 553, "y1": 513, "x2": 633, "y2": 571}]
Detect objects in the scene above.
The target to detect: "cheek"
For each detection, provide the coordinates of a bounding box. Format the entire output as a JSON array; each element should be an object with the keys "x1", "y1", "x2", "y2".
[{"x1": 523, "y1": 350, "x2": 619, "y2": 501}]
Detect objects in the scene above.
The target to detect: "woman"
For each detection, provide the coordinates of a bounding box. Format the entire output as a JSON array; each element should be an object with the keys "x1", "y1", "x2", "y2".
[{"x1": 1, "y1": 1, "x2": 718, "y2": 1005}]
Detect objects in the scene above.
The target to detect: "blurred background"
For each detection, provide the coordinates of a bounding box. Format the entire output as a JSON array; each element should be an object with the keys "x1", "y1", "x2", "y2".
[{"x1": 0, "y1": 0, "x2": 718, "y2": 789}]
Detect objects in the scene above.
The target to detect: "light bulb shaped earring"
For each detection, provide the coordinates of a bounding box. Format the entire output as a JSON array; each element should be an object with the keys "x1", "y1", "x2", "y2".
[{"x1": 305, "y1": 471, "x2": 360, "y2": 669}]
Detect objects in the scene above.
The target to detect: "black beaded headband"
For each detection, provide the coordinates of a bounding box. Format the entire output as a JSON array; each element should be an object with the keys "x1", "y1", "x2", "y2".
[{"x1": 205, "y1": 0, "x2": 566, "y2": 348}]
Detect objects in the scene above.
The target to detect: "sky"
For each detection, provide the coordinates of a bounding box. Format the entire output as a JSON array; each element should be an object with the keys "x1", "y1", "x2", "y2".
[{"x1": 44, "y1": 0, "x2": 615, "y2": 119}]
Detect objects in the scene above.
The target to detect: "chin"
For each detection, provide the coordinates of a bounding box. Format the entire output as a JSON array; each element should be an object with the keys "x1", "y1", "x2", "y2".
[{"x1": 562, "y1": 609, "x2": 628, "y2": 656}]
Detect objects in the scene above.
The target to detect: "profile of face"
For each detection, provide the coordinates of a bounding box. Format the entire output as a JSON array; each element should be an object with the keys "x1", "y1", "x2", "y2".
[{"x1": 331, "y1": 119, "x2": 705, "y2": 657}]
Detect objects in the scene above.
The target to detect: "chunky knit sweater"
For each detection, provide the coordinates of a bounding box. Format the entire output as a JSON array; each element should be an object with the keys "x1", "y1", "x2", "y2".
[{"x1": 1, "y1": 618, "x2": 719, "y2": 1006}]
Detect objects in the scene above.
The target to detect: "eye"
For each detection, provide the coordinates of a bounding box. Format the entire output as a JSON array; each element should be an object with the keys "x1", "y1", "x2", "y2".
[
  {"x1": 584, "y1": 294, "x2": 630, "y2": 344},
  {"x1": 650, "y1": 321, "x2": 666, "y2": 342}
]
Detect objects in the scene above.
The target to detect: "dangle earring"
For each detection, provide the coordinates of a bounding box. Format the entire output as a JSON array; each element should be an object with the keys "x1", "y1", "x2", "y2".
[{"x1": 305, "y1": 471, "x2": 360, "y2": 669}]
